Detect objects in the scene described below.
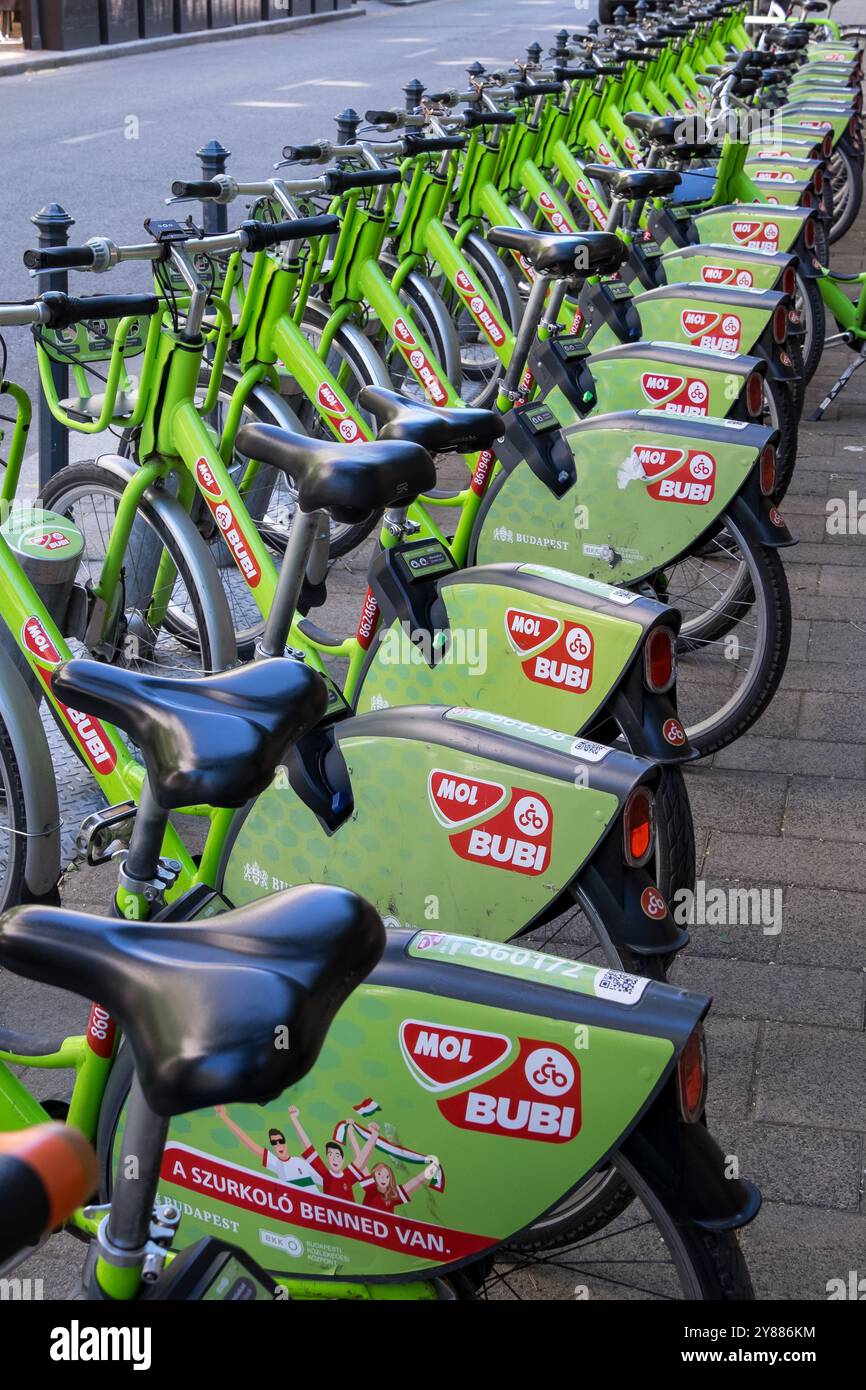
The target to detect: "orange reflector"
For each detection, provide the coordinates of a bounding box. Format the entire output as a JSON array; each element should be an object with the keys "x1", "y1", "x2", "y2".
[
  {"x1": 746, "y1": 371, "x2": 764, "y2": 418},
  {"x1": 677, "y1": 1026, "x2": 708, "y2": 1122},
  {"x1": 760, "y1": 444, "x2": 776, "y2": 497},
  {"x1": 623, "y1": 786, "x2": 654, "y2": 868},
  {"x1": 644, "y1": 625, "x2": 676, "y2": 693}
]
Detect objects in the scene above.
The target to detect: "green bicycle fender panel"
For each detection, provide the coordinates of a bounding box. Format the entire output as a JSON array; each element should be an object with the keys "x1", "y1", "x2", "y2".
[
  {"x1": 222, "y1": 721, "x2": 631, "y2": 941},
  {"x1": 618, "y1": 284, "x2": 782, "y2": 359},
  {"x1": 585, "y1": 345, "x2": 751, "y2": 419},
  {"x1": 473, "y1": 412, "x2": 762, "y2": 586},
  {"x1": 660, "y1": 246, "x2": 791, "y2": 292},
  {"x1": 138, "y1": 951, "x2": 676, "y2": 1280},
  {"x1": 354, "y1": 571, "x2": 644, "y2": 729},
  {"x1": 691, "y1": 206, "x2": 809, "y2": 254}
]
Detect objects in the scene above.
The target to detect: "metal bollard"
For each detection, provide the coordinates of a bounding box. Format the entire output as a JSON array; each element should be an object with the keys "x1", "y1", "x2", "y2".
[
  {"x1": 31, "y1": 203, "x2": 74, "y2": 487},
  {"x1": 403, "y1": 78, "x2": 424, "y2": 115},
  {"x1": 196, "y1": 139, "x2": 231, "y2": 235},
  {"x1": 335, "y1": 108, "x2": 360, "y2": 146}
]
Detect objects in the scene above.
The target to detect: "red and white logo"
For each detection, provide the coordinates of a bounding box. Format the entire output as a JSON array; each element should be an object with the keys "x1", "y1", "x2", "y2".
[
  {"x1": 454, "y1": 271, "x2": 506, "y2": 347},
  {"x1": 393, "y1": 316, "x2": 416, "y2": 346},
  {"x1": 356, "y1": 587, "x2": 379, "y2": 650},
  {"x1": 438, "y1": 1037, "x2": 581, "y2": 1143},
  {"x1": 505, "y1": 608, "x2": 595, "y2": 693},
  {"x1": 575, "y1": 177, "x2": 606, "y2": 229},
  {"x1": 22, "y1": 617, "x2": 60, "y2": 665},
  {"x1": 471, "y1": 448, "x2": 496, "y2": 498},
  {"x1": 731, "y1": 219, "x2": 780, "y2": 252},
  {"x1": 31, "y1": 531, "x2": 71, "y2": 551},
  {"x1": 537, "y1": 190, "x2": 574, "y2": 233},
  {"x1": 597, "y1": 141, "x2": 613, "y2": 164},
  {"x1": 640, "y1": 372, "x2": 710, "y2": 416},
  {"x1": 680, "y1": 308, "x2": 741, "y2": 353},
  {"x1": 195, "y1": 457, "x2": 222, "y2": 497},
  {"x1": 428, "y1": 770, "x2": 506, "y2": 828},
  {"x1": 633, "y1": 444, "x2": 717, "y2": 505},
  {"x1": 393, "y1": 325, "x2": 448, "y2": 405},
  {"x1": 430, "y1": 773, "x2": 554, "y2": 876},
  {"x1": 400, "y1": 1020, "x2": 511, "y2": 1092},
  {"x1": 201, "y1": 499, "x2": 261, "y2": 589},
  {"x1": 316, "y1": 381, "x2": 363, "y2": 442},
  {"x1": 663, "y1": 717, "x2": 686, "y2": 746},
  {"x1": 641, "y1": 885, "x2": 667, "y2": 920},
  {"x1": 754, "y1": 169, "x2": 794, "y2": 183}
]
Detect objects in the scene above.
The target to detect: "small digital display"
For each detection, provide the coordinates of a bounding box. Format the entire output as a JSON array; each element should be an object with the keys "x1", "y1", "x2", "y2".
[
  {"x1": 399, "y1": 542, "x2": 453, "y2": 580},
  {"x1": 556, "y1": 335, "x2": 590, "y2": 360},
  {"x1": 521, "y1": 403, "x2": 558, "y2": 434},
  {"x1": 606, "y1": 282, "x2": 633, "y2": 300}
]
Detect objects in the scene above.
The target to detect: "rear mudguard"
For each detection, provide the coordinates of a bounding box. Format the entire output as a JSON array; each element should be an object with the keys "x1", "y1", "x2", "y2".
[
  {"x1": 471, "y1": 410, "x2": 777, "y2": 588},
  {"x1": 593, "y1": 282, "x2": 787, "y2": 363},
  {"x1": 659, "y1": 243, "x2": 799, "y2": 293},
  {"x1": 218, "y1": 703, "x2": 683, "y2": 955},
  {"x1": 0, "y1": 642, "x2": 60, "y2": 901},
  {"x1": 725, "y1": 488, "x2": 796, "y2": 551},
  {"x1": 691, "y1": 203, "x2": 813, "y2": 257},
  {"x1": 577, "y1": 341, "x2": 764, "y2": 422},
  {"x1": 354, "y1": 558, "x2": 693, "y2": 763},
  {"x1": 620, "y1": 1074, "x2": 761, "y2": 1232},
  {"x1": 129, "y1": 926, "x2": 710, "y2": 1281}
]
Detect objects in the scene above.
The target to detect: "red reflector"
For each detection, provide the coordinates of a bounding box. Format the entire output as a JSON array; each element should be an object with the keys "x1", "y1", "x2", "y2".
[
  {"x1": 800, "y1": 189, "x2": 813, "y2": 209},
  {"x1": 813, "y1": 167, "x2": 824, "y2": 195},
  {"x1": 677, "y1": 1027, "x2": 707, "y2": 1123},
  {"x1": 623, "y1": 786, "x2": 654, "y2": 868},
  {"x1": 773, "y1": 303, "x2": 788, "y2": 345},
  {"x1": 746, "y1": 370, "x2": 764, "y2": 418},
  {"x1": 760, "y1": 444, "x2": 776, "y2": 497},
  {"x1": 644, "y1": 625, "x2": 676, "y2": 693},
  {"x1": 804, "y1": 216, "x2": 815, "y2": 249},
  {"x1": 782, "y1": 266, "x2": 796, "y2": 297}
]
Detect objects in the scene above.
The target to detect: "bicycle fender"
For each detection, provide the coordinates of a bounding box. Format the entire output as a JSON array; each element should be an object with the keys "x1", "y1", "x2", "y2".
[{"x1": 0, "y1": 642, "x2": 60, "y2": 900}]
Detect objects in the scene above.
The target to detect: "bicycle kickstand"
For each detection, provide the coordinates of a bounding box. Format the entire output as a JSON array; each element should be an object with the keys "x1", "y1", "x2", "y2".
[{"x1": 810, "y1": 345, "x2": 866, "y2": 422}]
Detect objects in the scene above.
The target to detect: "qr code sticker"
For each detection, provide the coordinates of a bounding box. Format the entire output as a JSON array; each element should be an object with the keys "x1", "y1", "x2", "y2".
[{"x1": 593, "y1": 969, "x2": 649, "y2": 1006}]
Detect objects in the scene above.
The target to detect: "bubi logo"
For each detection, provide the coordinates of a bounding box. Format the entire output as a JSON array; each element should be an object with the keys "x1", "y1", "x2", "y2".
[
  {"x1": 640, "y1": 372, "x2": 710, "y2": 416},
  {"x1": 200, "y1": 498, "x2": 261, "y2": 589},
  {"x1": 680, "y1": 309, "x2": 741, "y2": 353},
  {"x1": 731, "y1": 220, "x2": 780, "y2": 252},
  {"x1": 504, "y1": 608, "x2": 595, "y2": 693},
  {"x1": 393, "y1": 322, "x2": 448, "y2": 405},
  {"x1": 454, "y1": 270, "x2": 506, "y2": 348},
  {"x1": 31, "y1": 531, "x2": 71, "y2": 551},
  {"x1": 633, "y1": 444, "x2": 717, "y2": 505},
  {"x1": 22, "y1": 618, "x2": 118, "y2": 773},
  {"x1": 428, "y1": 771, "x2": 554, "y2": 876},
  {"x1": 438, "y1": 1037, "x2": 581, "y2": 1143},
  {"x1": 399, "y1": 1020, "x2": 511, "y2": 1092},
  {"x1": 537, "y1": 191, "x2": 573, "y2": 233},
  {"x1": 575, "y1": 177, "x2": 606, "y2": 228}
]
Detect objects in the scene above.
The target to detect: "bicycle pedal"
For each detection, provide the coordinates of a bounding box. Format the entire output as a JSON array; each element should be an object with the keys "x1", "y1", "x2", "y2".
[{"x1": 77, "y1": 801, "x2": 137, "y2": 866}]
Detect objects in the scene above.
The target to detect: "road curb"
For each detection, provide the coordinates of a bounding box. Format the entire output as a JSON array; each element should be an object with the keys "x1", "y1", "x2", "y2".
[{"x1": 0, "y1": 8, "x2": 366, "y2": 79}]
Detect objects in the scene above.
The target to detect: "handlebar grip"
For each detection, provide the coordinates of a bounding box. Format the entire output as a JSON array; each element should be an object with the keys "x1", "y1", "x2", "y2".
[
  {"x1": 281, "y1": 143, "x2": 327, "y2": 163},
  {"x1": 0, "y1": 1124, "x2": 97, "y2": 1264},
  {"x1": 424, "y1": 91, "x2": 458, "y2": 105},
  {"x1": 364, "y1": 109, "x2": 401, "y2": 125},
  {"x1": 512, "y1": 80, "x2": 564, "y2": 98},
  {"x1": 23, "y1": 245, "x2": 97, "y2": 272},
  {"x1": 40, "y1": 291, "x2": 161, "y2": 331},
  {"x1": 322, "y1": 168, "x2": 402, "y2": 194},
  {"x1": 552, "y1": 65, "x2": 598, "y2": 79},
  {"x1": 241, "y1": 215, "x2": 340, "y2": 252},
  {"x1": 404, "y1": 135, "x2": 465, "y2": 154},
  {"x1": 462, "y1": 109, "x2": 517, "y2": 128},
  {"x1": 170, "y1": 179, "x2": 223, "y2": 199}
]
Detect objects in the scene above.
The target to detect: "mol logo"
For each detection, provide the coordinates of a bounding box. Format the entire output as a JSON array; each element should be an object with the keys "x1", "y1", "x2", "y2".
[
  {"x1": 438, "y1": 1037, "x2": 581, "y2": 1143},
  {"x1": 429, "y1": 772, "x2": 554, "y2": 876},
  {"x1": 754, "y1": 169, "x2": 794, "y2": 182},
  {"x1": 316, "y1": 381, "x2": 363, "y2": 442},
  {"x1": 680, "y1": 308, "x2": 741, "y2": 353},
  {"x1": 21, "y1": 617, "x2": 61, "y2": 665},
  {"x1": 393, "y1": 316, "x2": 416, "y2": 346},
  {"x1": 455, "y1": 270, "x2": 475, "y2": 294},
  {"x1": 640, "y1": 372, "x2": 710, "y2": 416},
  {"x1": 631, "y1": 445, "x2": 717, "y2": 505},
  {"x1": 505, "y1": 608, "x2": 595, "y2": 693},
  {"x1": 731, "y1": 219, "x2": 780, "y2": 252},
  {"x1": 195, "y1": 457, "x2": 222, "y2": 497},
  {"x1": 597, "y1": 141, "x2": 613, "y2": 163},
  {"x1": 399, "y1": 1020, "x2": 511, "y2": 1092}
]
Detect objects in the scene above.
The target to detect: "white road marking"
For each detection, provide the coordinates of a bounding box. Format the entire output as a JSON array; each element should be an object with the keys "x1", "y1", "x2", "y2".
[
  {"x1": 291, "y1": 79, "x2": 371, "y2": 88},
  {"x1": 233, "y1": 100, "x2": 307, "y2": 108},
  {"x1": 383, "y1": 36, "x2": 433, "y2": 42},
  {"x1": 61, "y1": 122, "x2": 152, "y2": 145},
  {"x1": 404, "y1": 46, "x2": 437, "y2": 58}
]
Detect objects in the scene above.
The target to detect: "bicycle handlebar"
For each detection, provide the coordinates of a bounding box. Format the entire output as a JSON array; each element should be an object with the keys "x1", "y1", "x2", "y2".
[
  {"x1": 322, "y1": 167, "x2": 401, "y2": 194},
  {"x1": 364, "y1": 109, "x2": 402, "y2": 127},
  {"x1": 170, "y1": 179, "x2": 224, "y2": 199},
  {"x1": 280, "y1": 142, "x2": 330, "y2": 163},
  {"x1": 403, "y1": 134, "x2": 466, "y2": 154},
  {"x1": 239, "y1": 215, "x2": 339, "y2": 251},
  {"x1": 23, "y1": 245, "x2": 98, "y2": 272},
  {"x1": 39, "y1": 290, "x2": 161, "y2": 330},
  {"x1": 512, "y1": 80, "x2": 564, "y2": 98},
  {"x1": 0, "y1": 1124, "x2": 98, "y2": 1265},
  {"x1": 462, "y1": 109, "x2": 517, "y2": 128}
]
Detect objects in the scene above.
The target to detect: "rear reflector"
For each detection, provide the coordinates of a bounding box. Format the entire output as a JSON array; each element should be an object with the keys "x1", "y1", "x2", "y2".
[
  {"x1": 773, "y1": 303, "x2": 788, "y2": 344},
  {"x1": 782, "y1": 266, "x2": 796, "y2": 298},
  {"x1": 623, "y1": 785, "x2": 655, "y2": 868},
  {"x1": 677, "y1": 1026, "x2": 708, "y2": 1123},
  {"x1": 644, "y1": 624, "x2": 677, "y2": 693},
  {"x1": 746, "y1": 371, "x2": 764, "y2": 418},
  {"x1": 813, "y1": 167, "x2": 824, "y2": 194},
  {"x1": 760, "y1": 443, "x2": 776, "y2": 497},
  {"x1": 804, "y1": 215, "x2": 816, "y2": 249},
  {"x1": 800, "y1": 189, "x2": 813, "y2": 208},
  {"x1": 823, "y1": 132, "x2": 833, "y2": 158}
]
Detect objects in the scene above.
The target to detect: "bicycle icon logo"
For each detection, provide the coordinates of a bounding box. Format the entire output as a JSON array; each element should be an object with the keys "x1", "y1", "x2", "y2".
[
  {"x1": 512, "y1": 795, "x2": 550, "y2": 838},
  {"x1": 524, "y1": 1046, "x2": 575, "y2": 1097}
]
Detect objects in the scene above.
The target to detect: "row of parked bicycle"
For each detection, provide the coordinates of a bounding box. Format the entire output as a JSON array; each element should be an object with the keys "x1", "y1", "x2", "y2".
[{"x1": 0, "y1": 0, "x2": 862, "y2": 1302}]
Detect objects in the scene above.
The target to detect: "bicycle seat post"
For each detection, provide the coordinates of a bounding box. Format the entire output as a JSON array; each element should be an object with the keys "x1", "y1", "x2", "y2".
[
  {"x1": 257, "y1": 506, "x2": 324, "y2": 659},
  {"x1": 502, "y1": 273, "x2": 555, "y2": 397},
  {"x1": 116, "y1": 780, "x2": 175, "y2": 920}
]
